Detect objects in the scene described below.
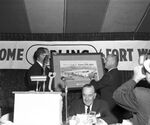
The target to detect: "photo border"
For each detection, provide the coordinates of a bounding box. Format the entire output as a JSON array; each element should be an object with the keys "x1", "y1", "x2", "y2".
[{"x1": 52, "y1": 53, "x2": 104, "y2": 89}]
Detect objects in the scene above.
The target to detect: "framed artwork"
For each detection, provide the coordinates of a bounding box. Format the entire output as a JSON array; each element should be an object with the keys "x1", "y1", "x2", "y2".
[{"x1": 52, "y1": 53, "x2": 104, "y2": 89}]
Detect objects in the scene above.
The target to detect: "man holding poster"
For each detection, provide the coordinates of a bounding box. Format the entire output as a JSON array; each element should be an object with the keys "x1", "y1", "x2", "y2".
[{"x1": 89, "y1": 54, "x2": 128, "y2": 122}]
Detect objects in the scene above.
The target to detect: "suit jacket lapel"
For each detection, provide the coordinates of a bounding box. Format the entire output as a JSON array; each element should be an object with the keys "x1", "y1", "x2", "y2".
[
  {"x1": 91, "y1": 100, "x2": 100, "y2": 114},
  {"x1": 80, "y1": 101, "x2": 85, "y2": 114}
]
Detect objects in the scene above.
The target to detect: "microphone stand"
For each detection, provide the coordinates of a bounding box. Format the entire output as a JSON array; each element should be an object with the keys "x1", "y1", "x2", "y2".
[
  {"x1": 42, "y1": 66, "x2": 46, "y2": 91},
  {"x1": 65, "y1": 82, "x2": 68, "y2": 123},
  {"x1": 48, "y1": 72, "x2": 56, "y2": 91},
  {"x1": 61, "y1": 77, "x2": 68, "y2": 123},
  {"x1": 42, "y1": 55, "x2": 48, "y2": 91}
]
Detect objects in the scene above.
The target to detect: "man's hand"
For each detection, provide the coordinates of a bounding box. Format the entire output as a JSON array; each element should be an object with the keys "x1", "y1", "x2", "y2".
[
  {"x1": 97, "y1": 118, "x2": 108, "y2": 125},
  {"x1": 88, "y1": 72, "x2": 97, "y2": 80},
  {"x1": 132, "y1": 65, "x2": 146, "y2": 83}
]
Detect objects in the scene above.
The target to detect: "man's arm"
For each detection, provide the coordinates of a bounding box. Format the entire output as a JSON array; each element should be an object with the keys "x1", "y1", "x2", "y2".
[
  {"x1": 113, "y1": 79, "x2": 138, "y2": 112},
  {"x1": 90, "y1": 73, "x2": 111, "y2": 90},
  {"x1": 113, "y1": 65, "x2": 146, "y2": 112}
]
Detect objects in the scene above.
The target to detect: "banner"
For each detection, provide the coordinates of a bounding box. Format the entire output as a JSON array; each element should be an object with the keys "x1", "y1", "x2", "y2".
[{"x1": 0, "y1": 40, "x2": 150, "y2": 70}]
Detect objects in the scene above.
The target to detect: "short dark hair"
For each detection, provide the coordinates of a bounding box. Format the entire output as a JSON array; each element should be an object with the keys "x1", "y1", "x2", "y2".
[
  {"x1": 33, "y1": 47, "x2": 47, "y2": 61},
  {"x1": 82, "y1": 84, "x2": 95, "y2": 92}
]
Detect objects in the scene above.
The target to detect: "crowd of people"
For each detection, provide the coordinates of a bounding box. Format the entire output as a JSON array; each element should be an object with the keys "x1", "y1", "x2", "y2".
[{"x1": 0, "y1": 47, "x2": 150, "y2": 125}]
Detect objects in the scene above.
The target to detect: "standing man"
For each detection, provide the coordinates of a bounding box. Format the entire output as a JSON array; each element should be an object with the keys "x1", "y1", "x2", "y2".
[
  {"x1": 89, "y1": 54, "x2": 121, "y2": 109},
  {"x1": 24, "y1": 47, "x2": 52, "y2": 91},
  {"x1": 69, "y1": 84, "x2": 117, "y2": 124},
  {"x1": 89, "y1": 54, "x2": 127, "y2": 122}
]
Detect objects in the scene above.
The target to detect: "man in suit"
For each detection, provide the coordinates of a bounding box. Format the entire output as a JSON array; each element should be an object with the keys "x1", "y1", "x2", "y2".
[
  {"x1": 89, "y1": 54, "x2": 121, "y2": 109},
  {"x1": 69, "y1": 84, "x2": 117, "y2": 124},
  {"x1": 89, "y1": 54, "x2": 129, "y2": 122},
  {"x1": 24, "y1": 47, "x2": 52, "y2": 91}
]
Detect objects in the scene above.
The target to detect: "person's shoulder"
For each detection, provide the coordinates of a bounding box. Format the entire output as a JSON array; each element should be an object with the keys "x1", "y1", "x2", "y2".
[
  {"x1": 31, "y1": 62, "x2": 40, "y2": 67},
  {"x1": 134, "y1": 87, "x2": 150, "y2": 114},
  {"x1": 94, "y1": 98, "x2": 108, "y2": 105},
  {"x1": 109, "y1": 68, "x2": 119, "y2": 73},
  {"x1": 29, "y1": 62, "x2": 41, "y2": 70},
  {"x1": 108, "y1": 68, "x2": 121, "y2": 79},
  {"x1": 134, "y1": 87, "x2": 150, "y2": 97}
]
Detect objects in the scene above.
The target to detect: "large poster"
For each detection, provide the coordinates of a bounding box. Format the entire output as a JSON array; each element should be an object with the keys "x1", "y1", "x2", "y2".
[
  {"x1": 0, "y1": 40, "x2": 150, "y2": 70},
  {"x1": 52, "y1": 53, "x2": 104, "y2": 88}
]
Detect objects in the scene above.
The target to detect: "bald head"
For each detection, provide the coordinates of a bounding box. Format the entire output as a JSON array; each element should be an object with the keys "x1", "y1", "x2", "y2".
[{"x1": 105, "y1": 54, "x2": 118, "y2": 70}]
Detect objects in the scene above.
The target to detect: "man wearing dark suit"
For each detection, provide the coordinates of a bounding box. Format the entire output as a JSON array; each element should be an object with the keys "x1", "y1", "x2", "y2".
[
  {"x1": 24, "y1": 47, "x2": 52, "y2": 91},
  {"x1": 89, "y1": 54, "x2": 121, "y2": 108},
  {"x1": 69, "y1": 84, "x2": 117, "y2": 124},
  {"x1": 89, "y1": 54, "x2": 128, "y2": 122}
]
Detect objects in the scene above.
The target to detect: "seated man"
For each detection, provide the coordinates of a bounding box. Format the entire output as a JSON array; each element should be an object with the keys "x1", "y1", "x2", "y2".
[{"x1": 68, "y1": 84, "x2": 117, "y2": 124}]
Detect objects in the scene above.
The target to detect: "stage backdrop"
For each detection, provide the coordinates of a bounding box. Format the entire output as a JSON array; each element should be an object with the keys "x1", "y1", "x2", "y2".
[{"x1": 0, "y1": 40, "x2": 150, "y2": 70}]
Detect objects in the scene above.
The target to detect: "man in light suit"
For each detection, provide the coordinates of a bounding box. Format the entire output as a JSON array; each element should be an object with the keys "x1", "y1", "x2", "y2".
[{"x1": 69, "y1": 84, "x2": 117, "y2": 124}]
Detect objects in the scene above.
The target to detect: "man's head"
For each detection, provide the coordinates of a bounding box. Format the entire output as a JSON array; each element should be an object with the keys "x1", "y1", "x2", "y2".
[
  {"x1": 82, "y1": 84, "x2": 96, "y2": 106},
  {"x1": 143, "y1": 59, "x2": 150, "y2": 83},
  {"x1": 145, "y1": 72, "x2": 150, "y2": 83},
  {"x1": 133, "y1": 58, "x2": 150, "y2": 84},
  {"x1": 33, "y1": 47, "x2": 50, "y2": 65},
  {"x1": 105, "y1": 54, "x2": 118, "y2": 70}
]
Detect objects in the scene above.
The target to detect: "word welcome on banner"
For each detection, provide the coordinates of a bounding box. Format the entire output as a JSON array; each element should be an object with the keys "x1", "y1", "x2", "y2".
[{"x1": 0, "y1": 41, "x2": 149, "y2": 70}]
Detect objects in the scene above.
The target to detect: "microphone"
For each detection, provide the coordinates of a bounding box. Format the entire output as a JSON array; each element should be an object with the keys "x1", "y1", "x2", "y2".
[
  {"x1": 42, "y1": 55, "x2": 49, "y2": 91},
  {"x1": 58, "y1": 84, "x2": 63, "y2": 89},
  {"x1": 61, "y1": 76, "x2": 68, "y2": 93},
  {"x1": 42, "y1": 55, "x2": 50, "y2": 75},
  {"x1": 43, "y1": 55, "x2": 49, "y2": 67},
  {"x1": 56, "y1": 83, "x2": 63, "y2": 92},
  {"x1": 61, "y1": 76, "x2": 66, "y2": 81}
]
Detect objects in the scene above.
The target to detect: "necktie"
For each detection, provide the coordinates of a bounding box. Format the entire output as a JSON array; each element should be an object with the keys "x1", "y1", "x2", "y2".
[{"x1": 87, "y1": 106, "x2": 90, "y2": 114}]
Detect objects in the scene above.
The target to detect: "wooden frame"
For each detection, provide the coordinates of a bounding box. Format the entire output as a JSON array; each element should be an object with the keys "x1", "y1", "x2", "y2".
[{"x1": 52, "y1": 53, "x2": 104, "y2": 89}]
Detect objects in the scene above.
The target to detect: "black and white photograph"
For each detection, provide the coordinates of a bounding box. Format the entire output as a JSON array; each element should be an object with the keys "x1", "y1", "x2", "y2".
[{"x1": 0, "y1": 1, "x2": 150, "y2": 125}]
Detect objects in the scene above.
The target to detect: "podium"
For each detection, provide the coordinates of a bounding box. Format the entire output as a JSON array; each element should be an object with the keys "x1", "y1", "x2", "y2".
[{"x1": 13, "y1": 92, "x2": 62, "y2": 125}]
